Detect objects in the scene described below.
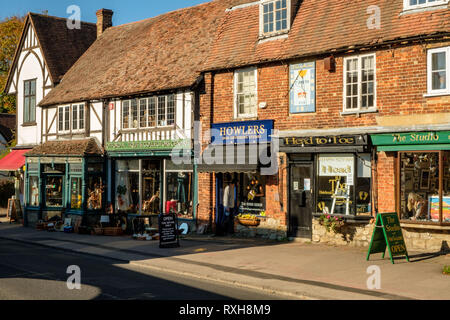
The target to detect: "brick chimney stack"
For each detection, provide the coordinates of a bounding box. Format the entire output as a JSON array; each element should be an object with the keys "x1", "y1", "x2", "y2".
[{"x1": 96, "y1": 9, "x2": 113, "y2": 38}]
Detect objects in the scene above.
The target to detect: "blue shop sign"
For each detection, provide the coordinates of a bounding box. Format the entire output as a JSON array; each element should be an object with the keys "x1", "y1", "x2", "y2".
[{"x1": 211, "y1": 120, "x2": 274, "y2": 145}]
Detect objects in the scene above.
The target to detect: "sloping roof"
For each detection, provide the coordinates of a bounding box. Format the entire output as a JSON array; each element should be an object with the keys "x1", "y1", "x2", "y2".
[
  {"x1": 29, "y1": 13, "x2": 97, "y2": 83},
  {"x1": 26, "y1": 138, "x2": 104, "y2": 157},
  {"x1": 203, "y1": 0, "x2": 450, "y2": 71},
  {"x1": 39, "y1": 0, "x2": 251, "y2": 107},
  {"x1": 3, "y1": 13, "x2": 97, "y2": 93}
]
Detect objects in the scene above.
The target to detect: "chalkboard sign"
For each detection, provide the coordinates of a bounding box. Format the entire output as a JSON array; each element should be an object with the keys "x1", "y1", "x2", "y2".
[
  {"x1": 367, "y1": 213, "x2": 409, "y2": 264},
  {"x1": 158, "y1": 214, "x2": 180, "y2": 248}
]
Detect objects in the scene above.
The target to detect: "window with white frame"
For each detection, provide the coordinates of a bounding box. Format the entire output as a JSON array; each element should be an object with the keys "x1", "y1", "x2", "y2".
[
  {"x1": 122, "y1": 94, "x2": 175, "y2": 130},
  {"x1": 428, "y1": 47, "x2": 450, "y2": 95},
  {"x1": 260, "y1": 0, "x2": 290, "y2": 37},
  {"x1": 403, "y1": 0, "x2": 449, "y2": 10},
  {"x1": 234, "y1": 68, "x2": 258, "y2": 118},
  {"x1": 58, "y1": 104, "x2": 85, "y2": 133},
  {"x1": 343, "y1": 54, "x2": 376, "y2": 112}
]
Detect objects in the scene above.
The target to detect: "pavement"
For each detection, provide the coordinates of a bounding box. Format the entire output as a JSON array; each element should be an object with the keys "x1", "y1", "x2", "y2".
[{"x1": 0, "y1": 221, "x2": 449, "y2": 300}]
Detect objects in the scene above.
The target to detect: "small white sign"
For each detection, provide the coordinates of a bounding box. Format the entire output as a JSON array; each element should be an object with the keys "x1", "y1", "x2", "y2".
[
  {"x1": 293, "y1": 181, "x2": 299, "y2": 191},
  {"x1": 100, "y1": 216, "x2": 110, "y2": 223},
  {"x1": 347, "y1": 174, "x2": 354, "y2": 186},
  {"x1": 304, "y1": 179, "x2": 311, "y2": 191}
]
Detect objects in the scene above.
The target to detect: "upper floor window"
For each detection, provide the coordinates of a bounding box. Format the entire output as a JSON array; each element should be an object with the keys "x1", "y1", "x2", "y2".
[
  {"x1": 428, "y1": 47, "x2": 450, "y2": 95},
  {"x1": 260, "y1": 0, "x2": 290, "y2": 37},
  {"x1": 24, "y1": 79, "x2": 36, "y2": 124},
  {"x1": 122, "y1": 94, "x2": 175, "y2": 130},
  {"x1": 58, "y1": 104, "x2": 85, "y2": 133},
  {"x1": 343, "y1": 54, "x2": 376, "y2": 113},
  {"x1": 234, "y1": 68, "x2": 258, "y2": 118},
  {"x1": 404, "y1": 0, "x2": 449, "y2": 10}
]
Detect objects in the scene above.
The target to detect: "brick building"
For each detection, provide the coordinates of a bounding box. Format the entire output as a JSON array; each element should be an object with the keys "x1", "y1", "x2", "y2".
[{"x1": 197, "y1": 0, "x2": 450, "y2": 250}]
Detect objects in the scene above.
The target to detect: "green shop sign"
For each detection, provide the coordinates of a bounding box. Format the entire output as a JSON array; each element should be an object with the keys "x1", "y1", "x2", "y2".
[
  {"x1": 106, "y1": 139, "x2": 190, "y2": 152},
  {"x1": 371, "y1": 131, "x2": 450, "y2": 152}
]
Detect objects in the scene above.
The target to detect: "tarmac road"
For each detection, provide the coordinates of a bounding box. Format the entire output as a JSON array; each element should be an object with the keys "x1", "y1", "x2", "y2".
[{"x1": 0, "y1": 239, "x2": 294, "y2": 300}]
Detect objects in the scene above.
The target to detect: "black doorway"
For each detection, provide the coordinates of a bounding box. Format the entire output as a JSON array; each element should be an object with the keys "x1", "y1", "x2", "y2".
[{"x1": 289, "y1": 163, "x2": 313, "y2": 239}]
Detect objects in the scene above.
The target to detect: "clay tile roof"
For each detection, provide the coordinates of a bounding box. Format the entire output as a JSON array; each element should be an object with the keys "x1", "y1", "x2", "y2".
[
  {"x1": 203, "y1": 0, "x2": 450, "y2": 71},
  {"x1": 26, "y1": 138, "x2": 104, "y2": 157},
  {"x1": 39, "y1": 0, "x2": 252, "y2": 107},
  {"x1": 29, "y1": 13, "x2": 97, "y2": 83}
]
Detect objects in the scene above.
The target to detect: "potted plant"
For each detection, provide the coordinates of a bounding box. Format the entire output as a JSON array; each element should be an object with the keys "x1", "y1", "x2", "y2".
[{"x1": 319, "y1": 215, "x2": 345, "y2": 233}]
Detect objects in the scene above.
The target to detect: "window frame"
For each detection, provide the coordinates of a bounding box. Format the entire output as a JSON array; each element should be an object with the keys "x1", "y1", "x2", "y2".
[
  {"x1": 403, "y1": 0, "x2": 449, "y2": 11},
  {"x1": 23, "y1": 79, "x2": 37, "y2": 124},
  {"x1": 121, "y1": 94, "x2": 176, "y2": 130},
  {"x1": 397, "y1": 150, "x2": 450, "y2": 226},
  {"x1": 342, "y1": 53, "x2": 377, "y2": 113},
  {"x1": 259, "y1": 0, "x2": 291, "y2": 38},
  {"x1": 427, "y1": 46, "x2": 450, "y2": 96},
  {"x1": 234, "y1": 67, "x2": 258, "y2": 119},
  {"x1": 58, "y1": 103, "x2": 86, "y2": 134}
]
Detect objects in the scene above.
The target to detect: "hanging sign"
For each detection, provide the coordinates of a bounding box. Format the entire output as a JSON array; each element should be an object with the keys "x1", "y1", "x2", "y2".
[
  {"x1": 290, "y1": 62, "x2": 316, "y2": 113},
  {"x1": 159, "y1": 213, "x2": 180, "y2": 248},
  {"x1": 211, "y1": 120, "x2": 274, "y2": 145},
  {"x1": 367, "y1": 213, "x2": 410, "y2": 264},
  {"x1": 318, "y1": 154, "x2": 354, "y2": 177}
]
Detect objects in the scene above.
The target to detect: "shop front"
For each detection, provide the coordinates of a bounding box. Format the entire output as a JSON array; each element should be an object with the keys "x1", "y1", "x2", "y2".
[
  {"x1": 371, "y1": 131, "x2": 450, "y2": 252},
  {"x1": 24, "y1": 139, "x2": 106, "y2": 227},
  {"x1": 106, "y1": 139, "x2": 196, "y2": 232},
  {"x1": 198, "y1": 120, "x2": 284, "y2": 239},
  {"x1": 280, "y1": 134, "x2": 374, "y2": 243}
]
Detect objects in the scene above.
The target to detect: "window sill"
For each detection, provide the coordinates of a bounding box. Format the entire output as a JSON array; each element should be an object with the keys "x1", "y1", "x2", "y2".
[
  {"x1": 258, "y1": 33, "x2": 289, "y2": 44},
  {"x1": 313, "y1": 213, "x2": 373, "y2": 224},
  {"x1": 400, "y1": 222, "x2": 450, "y2": 231},
  {"x1": 234, "y1": 115, "x2": 258, "y2": 121},
  {"x1": 22, "y1": 122, "x2": 37, "y2": 127},
  {"x1": 340, "y1": 109, "x2": 378, "y2": 117},
  {"x1": 400, "y1": 3, "x2": 449, "y2": 16},
  {"x1": 423, "y1": 92, "x2": 450, "y2": 98}
]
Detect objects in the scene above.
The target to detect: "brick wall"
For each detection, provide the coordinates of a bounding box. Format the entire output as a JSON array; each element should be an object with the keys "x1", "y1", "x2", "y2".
[
  {"x1": 197, "y1": 41, "x2": 450, "y2": 237},
  {"x1": 376, "y1": 152, "x2": 396, "y2": 213},
  {"x1": 209, "y1": 41, "x2": 450, "y2": 132}
]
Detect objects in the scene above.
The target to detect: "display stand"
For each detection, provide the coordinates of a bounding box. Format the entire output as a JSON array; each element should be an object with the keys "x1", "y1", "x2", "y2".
[
  {"x1": 331, "y1": 181, "x2": 350, "y2": 215},
  {"x1": 158, "y1": 213, "x2": 180, "y2": 248},
  {"x1": 367, "y1": 213, "x2": 410, "y2": 264},
  {"x1": 8, "y1": 198, "x2": 23, "y2": 224}
]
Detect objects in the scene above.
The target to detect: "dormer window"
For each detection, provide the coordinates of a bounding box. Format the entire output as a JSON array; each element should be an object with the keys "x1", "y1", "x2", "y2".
[
  {"x1": 403, "y1": 0, "x2": 449, "y2": 11},
  {"x1": 260, "y1": 0, "x2": 291, "y2": 38}
]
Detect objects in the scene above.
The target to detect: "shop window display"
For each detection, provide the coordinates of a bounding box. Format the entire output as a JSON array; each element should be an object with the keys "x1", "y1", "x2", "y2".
[
  {"x1": 400, "y1": 152, "x2": 450, "y2": 222},
  {"x1": 356, "y1": 154, "x2": 372, "y2": 215},
  {"x1": 239, "y1": 173, "x2": 266, "y2": 216},
  {"x1": 115, "y1": 160, "x2": 161, "y2": 215},
  {"x1": 45, "y1": 176, "x2": 63, "y2": 207},
  {"x1": 142, "y1": 160, "x2": 161, "y2": 215},
  {"x1": 165, "y1": 172, "x2": 192, "y2": 218},
  {"x1": 29, "y1": 176, "x2": 39, "y2": 207},
  {"x1": 87, "y1": 176, "x2": 104, "y2": 210},
  {"x1": 317, "y1": 154, "x2": 355, "y2": 216},
  {"x1": 116, "y1": 160, "x2": 139, "y2": 214},
  {"x1": 164, "y1": 160, "x2": 192, "y2": 218},
  {"x1": 71, "y1": 177, "x2": 82, "y2": 210}
]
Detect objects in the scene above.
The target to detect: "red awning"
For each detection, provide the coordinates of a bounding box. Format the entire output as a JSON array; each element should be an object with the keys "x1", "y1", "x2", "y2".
[{"x1": 0, "y1": 149, "x2": 30, "y2": 171}]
